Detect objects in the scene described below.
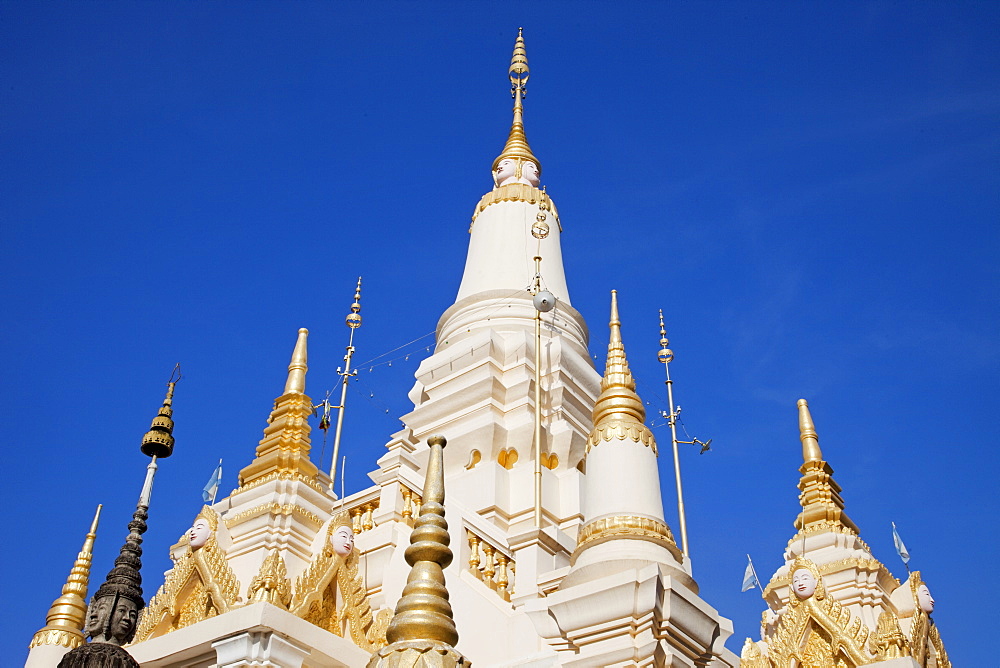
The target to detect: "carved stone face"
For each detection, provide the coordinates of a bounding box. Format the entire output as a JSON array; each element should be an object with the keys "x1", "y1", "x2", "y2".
[
  {"x1": 188, "y1": 518, "x2": 213, "y2": 549},
  {"x1": 917, "y1": 583, "x2": 935, "y2": 613},
  {"x1": 110, "y1": 598, "x2": 139, "y2": 644},
  {"x1": 331, "y1": 525, "x2": 355, "y2": 556},
  {"x1": 84, "y1": 596, "x2": 140, "y2": 645},
  {"x1": 84, "y1": 597, "x2": 108, "y2": 638},
  {"x1": 792, "y1": 568, "x2": 817, "y2": 599}
]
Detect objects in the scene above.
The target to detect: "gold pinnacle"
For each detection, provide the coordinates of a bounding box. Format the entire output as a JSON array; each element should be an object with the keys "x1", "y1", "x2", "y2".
[
  {"x1": 493, "y1": 28, "x2": 541, "y2": 175},
  {"x1": 797, "y1": 399, "x2": 823, "y2": 462},
  {"x1": 592, "y1": 291, "x2": 645, "y2": 427},
  {"x1": 284, "y1": 328, "x2": 309, "y2": 395},
  {"x1": 794, "y1": 399, "x2": 858, "y2": 533},
  {"x1": 369, "y1": 436, "x2": 467, "y2": 666},
  {"x1": 29, "y1": 505, "x2": 102, "y2": 649}
]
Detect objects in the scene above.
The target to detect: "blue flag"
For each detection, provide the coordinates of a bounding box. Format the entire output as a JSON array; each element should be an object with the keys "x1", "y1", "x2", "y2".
[
  {"x1": 742, "y1": 555, "x2": 759, "y2": 592},
  {"x1": 892, "y1": 522, "x2": 910, "y2": 565},
  {"x1": 203, "y1": 460, "x2": 223, "y2": 504}
]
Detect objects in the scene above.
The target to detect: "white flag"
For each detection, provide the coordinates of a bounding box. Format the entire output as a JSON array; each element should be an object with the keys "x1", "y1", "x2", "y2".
[
  {"x1": 892, "y1": 522, "x2": 910, "y2": 565},
  {"x1": 203, "y1": 460, "x2": 223, "y2": 504},
  {"x1": 742, "y1": 556, "x2": 759, "y2": 592}
]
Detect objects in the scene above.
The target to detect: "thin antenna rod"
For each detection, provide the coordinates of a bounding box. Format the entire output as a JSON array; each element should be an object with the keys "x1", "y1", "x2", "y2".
[
  {"x1": 330, "y1": 278, "x2": 363, "y2": 492},
  {"x1": 532, "y1": 256, "x2": 543, "y2": 528},
  {"x1": 658, "y1": 311, "x2": 689, "y2": 559},
  {"x1": 748, "y1": 553, "x2": 765, "y2": 595}
]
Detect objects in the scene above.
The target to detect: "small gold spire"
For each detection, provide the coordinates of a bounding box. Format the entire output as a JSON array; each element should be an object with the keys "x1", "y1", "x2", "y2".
[
  {"x1": 284, "y1": 328, "x2": 309, "y2": 395},
  {"x1": 368, "y1": 436, "x2": 468, "y2": 667},
  {"x1": 794, "y1": 399, "x2": 858, "y2": 533},
  {"x1": 592, "y1": 290, "x2": 646, "y2": 427},
  {"x1": 492, "y1": 28, "x2": 542, "y2": 176},
  {"x1": 29, "y1": 505, "x2": 102, "y2": 649},
  {"x1": 797, "y1": 399, "x2": 823, "y2": 462},
  {"x1": 238, "y1": 329, "x2": 320, "y2": 488}
]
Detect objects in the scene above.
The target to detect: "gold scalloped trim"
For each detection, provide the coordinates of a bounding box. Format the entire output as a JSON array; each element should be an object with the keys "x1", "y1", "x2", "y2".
[
  {"x1": 469, "y1": 183, "x2": 560, "y2": 230},
  {"x1": 28, "y1": 628, "x2": 84, "y2": 650},
  {"x1": 586, "y1": 419, "x2": 657, "y2": 455},
  {"x1": 224, "y1": 502, "x2": 323, "y2": 529},
  {"x1": 574, "y1": 514, "x2": 681, "y2": 564},
  {"x1": 230, "y1": 470, "x2": 326, "y2": 496}
]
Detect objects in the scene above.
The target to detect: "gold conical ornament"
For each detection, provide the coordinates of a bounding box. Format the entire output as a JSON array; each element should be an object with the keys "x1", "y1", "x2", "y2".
[
  {"x1": 587, "y1": 291, "x2": 655, "y2": 452},
  {"x1": 794, "y1": 399, "x2": 858, "y2": 533},
  {"x1": 238, "y1": 328, "x2": 320, "y2": 488},
  {"x1": 29, "y1": 505, "x2": 102, "y2": 650},
  {"x1": 492, "y1": 28, "x2": 541, "y2": 178},
  {"x1": 367, "y1": 436, "x2": 470, "y2": 668}
]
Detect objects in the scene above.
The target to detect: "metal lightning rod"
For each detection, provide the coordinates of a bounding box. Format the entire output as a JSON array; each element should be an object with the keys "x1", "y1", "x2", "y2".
[
  {"x1": 330, "y1": 278, "x2": 362, "y2": 493},
  {"x1": 657, "y1": 311, "x2": 690, "y2": 559}
]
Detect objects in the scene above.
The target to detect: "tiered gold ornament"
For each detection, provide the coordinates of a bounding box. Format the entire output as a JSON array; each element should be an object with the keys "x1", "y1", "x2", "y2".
[
  {"x1": 367, "y1": 436, "x2": 470, "y2": 668},
  {"x1": 237, "y1": 328, "x2": 321, "y2": 490},
  {"x1": 29, "y1": 506, "x2": 103, "y2": 650}
]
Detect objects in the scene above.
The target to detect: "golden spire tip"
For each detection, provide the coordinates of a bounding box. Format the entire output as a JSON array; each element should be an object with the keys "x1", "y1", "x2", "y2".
[
  {"x1": 284, "y1": 328, "x2": 309, "y2": 395},
  {"x1": 797, "y1": 398, "x2": 823, "y2": 462},
  {"x1": 29, "y1": 504, "x2": 104, "y2": 649},
  {"x1": 592, "y1": 291, "x2": 645, "y2": 428},
  {"x1": 493, "y1": 28, "x2": 541, "y2": 176}
]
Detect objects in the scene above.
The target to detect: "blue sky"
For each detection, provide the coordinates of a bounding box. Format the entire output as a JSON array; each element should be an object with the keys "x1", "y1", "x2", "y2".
[{"x1": 3, "y1": 2, "x2": 997, "y2": 663}]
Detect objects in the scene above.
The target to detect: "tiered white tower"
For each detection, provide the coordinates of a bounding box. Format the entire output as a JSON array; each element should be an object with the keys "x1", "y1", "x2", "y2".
[{"x1": 26, "y1": 31, "x2": 740, "y2": 668}]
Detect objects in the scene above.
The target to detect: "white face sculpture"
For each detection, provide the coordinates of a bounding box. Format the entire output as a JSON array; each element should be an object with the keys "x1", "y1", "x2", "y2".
[
  {"x1": 792, "y1": 568, "x2": 818, "y2": 599},
  {"x1": 495, "y1": 159, "x2": 518, "y2": 186},
  {"x1": 495, "y1": 158, "x2": 541, "y2": 188},
  {"x1": 917, "y1": 583, "x2": 935, "y2": 613},
  {"x1": 331, "y1": 525, "x2": 355, "y2": 556},
  {"x1": 520, "y1": 160, "x2": 540, "y2": 187},
  {"x1": 188, "y1": 518, "x2": 213, "y2": 549}
]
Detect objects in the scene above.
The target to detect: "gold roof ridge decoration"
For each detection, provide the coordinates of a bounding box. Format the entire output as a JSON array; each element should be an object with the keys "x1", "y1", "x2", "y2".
[
  {"x1": 238, "y1": 328, "x2": 320, "y2": 487},
  {"x1": 133, "y1": 506, "x2": 240, "y2": 642},
  {"x1": 291, "y1": 515, "x2": 387, "y2": 651},
  {"x1": 367, "y1": 435, "x2": 469, "y2": 667},
  {"x1": 29, "y1": 505, "x2": 103, "y2": 650},
  {"x1": 587, "y1": 291, "x2": 657, "y2": 454},
  {"x1": 492, "y1": 28, "x2": 541, "y2": 177},
  {"x1": 794, "y1": 399, "x2": 858, "y2": 534}
]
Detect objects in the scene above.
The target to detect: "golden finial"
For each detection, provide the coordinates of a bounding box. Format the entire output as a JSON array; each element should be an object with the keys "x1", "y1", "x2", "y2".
[
  {"x1": 238, "y1": 332, "x2": 319, "y2": 488},
  {"x1": 347, "y1": 277, "x2": 363, "y2": 329},
  {"x1": 29, "y1": 505, "x2": 102, "y2": 650},
  {"x1": 368, "y1": 436, "x2": 468, "y2": 667},
  {"x1": 284, "y1": 328, "x2": 309, "y2": 395},
  {"x1": 797, "y1": 398, "x2": 823, "y2": 462},
  {"x1": 657, "y1": 309, "x2": 674, "y2": 364},
  {"x1": 140, "y1": 364, "x2": 180, "y2": 459},
  {"x1": 793, "y1": 399, "x2": 858, "y2": 534},
  {"x1": 592, "y1": 290, "x2": 645, "y2": 427},
  {"x1": 493, "y1": 28, "x2": 542, "y2": 177}
]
